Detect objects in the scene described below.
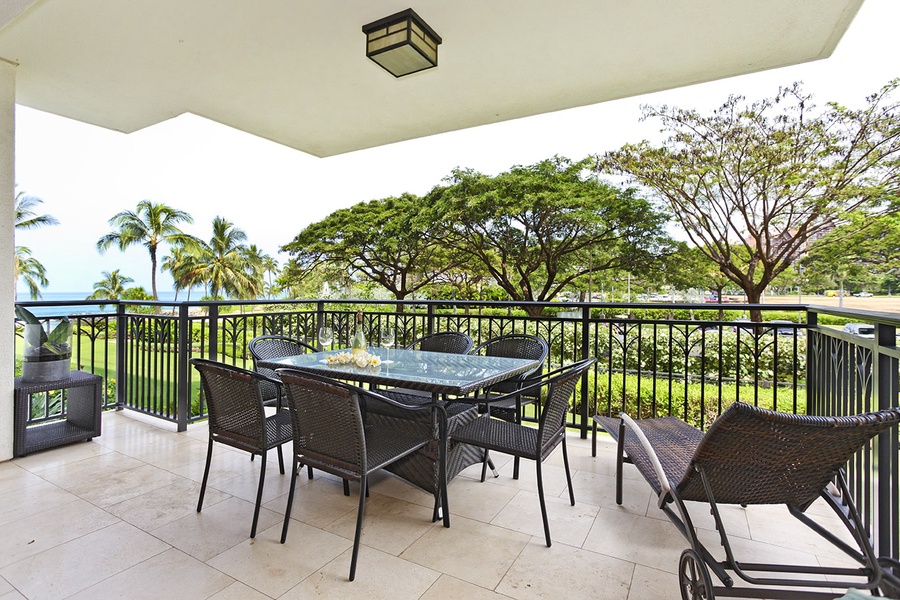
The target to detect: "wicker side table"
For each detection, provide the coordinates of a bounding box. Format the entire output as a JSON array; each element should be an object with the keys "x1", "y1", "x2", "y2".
[{"x1": 14, "y1": 371, "x2": 103, "y2": 457}]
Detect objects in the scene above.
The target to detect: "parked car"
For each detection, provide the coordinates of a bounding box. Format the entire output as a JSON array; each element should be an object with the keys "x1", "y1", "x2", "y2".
[
  {"x1": 769, "y1": 320, "x2": 803, "y2": 336},
  {"x1": 843, "y1": 323, "x2": 875, "y2": 338},
  {"x1": 853, "y1": 291, "x2": 874, "y2": 297},
  {"x1": 731, "y1": 318, "x2": 753, "y2": 332}
]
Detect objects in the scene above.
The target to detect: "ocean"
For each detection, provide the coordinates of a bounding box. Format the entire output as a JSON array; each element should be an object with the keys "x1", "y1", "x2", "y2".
[{"x1": 15, "y1": 290, "x2": 183, "y2": 318}]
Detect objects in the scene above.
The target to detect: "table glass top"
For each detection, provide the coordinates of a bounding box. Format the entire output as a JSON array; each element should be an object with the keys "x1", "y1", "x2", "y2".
[{"x1": 260, "y1": 346, "x2": 540, "y2": 395}]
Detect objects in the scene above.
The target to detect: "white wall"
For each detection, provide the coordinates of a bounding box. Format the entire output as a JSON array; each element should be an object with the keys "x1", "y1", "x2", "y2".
[{"x1": 0, "y1": 59, "x2": 15, "y2": 461}]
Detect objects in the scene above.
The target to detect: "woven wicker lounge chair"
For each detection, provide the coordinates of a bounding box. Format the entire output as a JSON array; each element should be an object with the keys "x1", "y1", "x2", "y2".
[
  {"x1": 276, "y1": 369, "x2": 449, "y2": 581},
  {"x1": 452, "y1": 358, "x2": 595, "y2": 547},
  {"x1": 191, "y1": 359, "x2": 293, "y2": 538},
  {"x1": 594, "y1": 403, "x2": 900, "y2": 599}
]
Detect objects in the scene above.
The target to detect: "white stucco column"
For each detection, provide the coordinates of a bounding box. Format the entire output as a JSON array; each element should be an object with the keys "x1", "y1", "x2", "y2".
[{"x1": 0, "y1": 58, "x2": 16, "y2": 461}]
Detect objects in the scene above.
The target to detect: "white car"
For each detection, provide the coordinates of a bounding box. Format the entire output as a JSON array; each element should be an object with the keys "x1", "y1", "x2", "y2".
[
  {"x1": 853, "y1": 291, "x2": 874, "y2": 297},
  {"x1": 843, "y1": 323, "x2": 875, "y2": 338}
]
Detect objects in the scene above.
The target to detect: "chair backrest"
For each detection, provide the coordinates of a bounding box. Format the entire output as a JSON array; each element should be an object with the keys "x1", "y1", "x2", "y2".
[
  {"x1": 470, "y1": 334, "x2": 549, "y2": 394},
  {"x1": 191, "y1": 358, "x2": 268, "y2": 452},
  {"x1": 535, "y1": 359, "x2": 596, "y2": 453},
  {"x1": 406, "y1": 331, "x2": 474, "y2": 354},
  {"x1": 277, "y1": 369, "x2": 367, "y2": 481},
  {"x1": 248, "y1": 335, "x2": 318, "y2": 398},
  {"x1": 680, "y1": 402, "x2": 900, "y2": 507}
]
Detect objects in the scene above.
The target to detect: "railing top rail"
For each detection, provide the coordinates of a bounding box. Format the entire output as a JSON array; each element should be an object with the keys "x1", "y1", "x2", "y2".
[{"x1": 806, "y1": 304, "x2": 900, "y2": 328}]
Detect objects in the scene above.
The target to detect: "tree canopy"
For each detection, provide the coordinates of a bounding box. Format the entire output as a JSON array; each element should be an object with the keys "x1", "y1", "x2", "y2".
[
  {"x1": 600, "y1": 80, "x2": 900, "y2": 320},
  {"x1": 281, "y1": 193, "x2": 458, "y2": 302},
  {"x1": 424, "y1": 157, "x2": 674, "y2": 315}
]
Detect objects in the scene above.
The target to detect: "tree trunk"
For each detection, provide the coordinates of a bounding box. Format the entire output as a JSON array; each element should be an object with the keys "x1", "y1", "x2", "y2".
[
  {"x1": 524, "y1": 304, "x2": 545, "y2": 317},
  {"x1": 745, "y1": 287, "x2": 763, "y2": 322}
]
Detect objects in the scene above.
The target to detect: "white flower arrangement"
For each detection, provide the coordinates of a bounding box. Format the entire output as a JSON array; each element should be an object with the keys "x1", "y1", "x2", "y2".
[{"x1": 326, "y1": 351, "x2": 382, "y2": 369}]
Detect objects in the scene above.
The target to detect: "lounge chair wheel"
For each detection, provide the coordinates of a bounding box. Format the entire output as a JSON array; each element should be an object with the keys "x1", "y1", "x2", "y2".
[{"x1": 679, "y1": 549, "x2": 714, "y2": 600}]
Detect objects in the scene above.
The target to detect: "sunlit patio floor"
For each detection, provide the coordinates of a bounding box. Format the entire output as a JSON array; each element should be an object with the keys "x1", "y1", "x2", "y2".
[{"x1": 0, "y1": 410, "x2": 872, "y2": 599}]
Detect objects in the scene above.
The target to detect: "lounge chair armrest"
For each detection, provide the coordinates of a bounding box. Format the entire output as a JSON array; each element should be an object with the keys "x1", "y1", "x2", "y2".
[{"x1": 620, "y1": 413, "x2": 673, "y2": 496}]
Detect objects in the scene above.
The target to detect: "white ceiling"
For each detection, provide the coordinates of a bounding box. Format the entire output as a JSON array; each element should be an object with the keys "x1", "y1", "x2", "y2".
[{"x1": 0, "y1": 0, "x2": 863, "y2": 157}]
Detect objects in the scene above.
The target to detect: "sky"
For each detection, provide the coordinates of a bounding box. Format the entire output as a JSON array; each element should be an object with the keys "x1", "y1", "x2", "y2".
[{"x1": 12, "y1": 0, "x2": 900, "y2": 296}]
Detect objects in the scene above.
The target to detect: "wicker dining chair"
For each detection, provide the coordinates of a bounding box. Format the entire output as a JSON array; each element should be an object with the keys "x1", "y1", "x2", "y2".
[
  {"x1": 191, "y1": 358, "x2": 293, "y2": 538},
  {"x1": 276, "y1": 369, "x2": 449, "y2": 581},
  {"x1": 594, "y1": 403, "x2": 900, "y2": 599},
  {"x1": 467, "y1": 333, "x2": 549, "y2": 478},
  {"x1": 406, "y1": 331, "x2": 474, "y2": 354},
  {"x1": 452, "y1": 358, "x2": 596, "y2": 547},
  {"x1": 248, "y1": 334, "x2": 318, "y2": 407}
]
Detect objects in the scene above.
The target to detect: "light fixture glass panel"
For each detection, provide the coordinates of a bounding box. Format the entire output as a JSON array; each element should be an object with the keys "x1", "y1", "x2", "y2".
[
  {"x1": 368, "y1": 30, "x2": 409, "y2": 53},
  {"x1": 372, "y1": 45, "x2": 433, "y2": 77}
]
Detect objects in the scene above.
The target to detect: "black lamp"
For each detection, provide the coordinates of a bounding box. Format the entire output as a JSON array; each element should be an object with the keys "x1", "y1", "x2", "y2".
[{"x1": 362, "y1": 8, "x2": 442, "y2": 78}]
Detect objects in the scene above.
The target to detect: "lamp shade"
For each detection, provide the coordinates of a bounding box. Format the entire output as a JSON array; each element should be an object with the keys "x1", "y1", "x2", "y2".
[{"x1": 362, "y1": 8, "x2": 441, "y2": 78}]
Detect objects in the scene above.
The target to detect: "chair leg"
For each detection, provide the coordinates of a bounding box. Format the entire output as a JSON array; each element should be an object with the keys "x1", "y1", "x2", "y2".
[
  {"x1": 349, "y1": 474, "x2": 367, "y2": 581},
  {"x1": 307, "y1": 465, "x2": 314, "y2": 479},
  {"x1": 250, "y1": 450, "x2": 268, "y2": 538},
  {"x1": 480, "y1": 449, "x2": 489, "y2": 483},
  {"x1": 536, "y1": 459, "x2": 551, "y2": 547},
  {"x1": 562, "y1": 437, "x2": 575, "y2": 506},
  {"x1": 513, "y1": 456, "x2": 521, "y2": 480},
  {"x1": 615, "y1": 420, "x2": 625, "y2": 505},
  {"x1": 197, "y1": 438, "x2": 214, "y2": 513},
  {"x1": 281, "y1": 457, "x2": 300, "y2": 543},
  {"x1": 276, "y1": 442, "x2": 285, "y2": 475},
  {"x1": 343, "y1": 478, "x2": 350, "y2": 496}
]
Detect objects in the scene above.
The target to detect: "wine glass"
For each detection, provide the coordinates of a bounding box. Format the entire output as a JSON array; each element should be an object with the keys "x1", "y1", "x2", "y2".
[
  {"x1": 381, "y1": 326, "x2": 395, "y2": 350},
  {"x1": 317, "y1": 326, "x2": 334, "y2": 350}
]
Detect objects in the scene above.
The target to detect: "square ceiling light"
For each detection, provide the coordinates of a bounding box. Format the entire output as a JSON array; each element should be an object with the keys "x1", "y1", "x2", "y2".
[{"x1": 362, "y1": 8, "x2": 442, "y2": 78}]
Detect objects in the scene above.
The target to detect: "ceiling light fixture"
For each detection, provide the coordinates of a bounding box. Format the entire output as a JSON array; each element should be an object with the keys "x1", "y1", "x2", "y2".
[{"x1": 362, "y1": 8, "x2": 441, "y2": 78}]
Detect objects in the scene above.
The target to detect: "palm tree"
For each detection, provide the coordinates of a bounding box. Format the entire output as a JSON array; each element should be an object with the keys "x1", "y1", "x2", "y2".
[
  {"x1": 14, "y1": 189, "x2": 59, "y2": 299},
  {"x1": 14, "y1": 246, "x2": 49, "y2": 299},
  {"x1": 188, "y1": 217, "x2": 260, "y2": 300},
  {"x1": 96, "y1": 200, "x2": 196, "y2": 300},
  {"x1": 86, "y1": 270, "x2": 134, "y2": 301},
  {"x1": 162, "y1": 246, "x2": 203, "y2": 301}
]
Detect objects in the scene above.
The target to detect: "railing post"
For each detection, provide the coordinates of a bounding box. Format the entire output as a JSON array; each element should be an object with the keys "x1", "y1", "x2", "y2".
[
  {"x1": 874, "y1": 321, "x2": 897, "y2": 559},
  {"x1": 208, "y1": 304, "x2": 219, "y2": 363},
  {"x1": 115, "y1": 302, "x2": 126, "y2": 410},
  {"x1": 176, "y1": 303, "x2": 189, "y2": 432},
  {"x1": 316, "y1": 300, "x2": 325, "y2": 342},
  {"x1": 427, "y1": 303, "x2": 435, "y2": 336},
  {"x1": 579, "y1": 304, "x2": 591, "y2": 438},
  {"x1": 806, "y1": 310, "x2": 818, "y2": 416}
]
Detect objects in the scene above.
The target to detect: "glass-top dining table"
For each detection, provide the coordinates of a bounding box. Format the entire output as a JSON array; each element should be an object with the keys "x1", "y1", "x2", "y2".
[
  {"x1": 258, "y1": 346, "x2": 542, "y2": 498},
  {"x1": 258, "y1": 345, "x2": 541, "y2": 398}
]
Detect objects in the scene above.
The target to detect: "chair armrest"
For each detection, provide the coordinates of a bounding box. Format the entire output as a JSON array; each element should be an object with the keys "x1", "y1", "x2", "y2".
[
  {"x1": 620, "y1": 413, "x2": 673, "y2": 496},
  {"x1": 359, "y1": 388, "x2": 448, "y2": 437}
]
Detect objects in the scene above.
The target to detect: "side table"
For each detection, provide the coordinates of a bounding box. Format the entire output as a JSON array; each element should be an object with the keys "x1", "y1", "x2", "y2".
[{"x1": 14, "y1": 371, "x2": 103, "y2": 457}]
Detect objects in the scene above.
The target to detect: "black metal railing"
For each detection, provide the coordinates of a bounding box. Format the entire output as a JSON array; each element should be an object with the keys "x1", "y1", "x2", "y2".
[
  {"x1": 806, "y1": 306, "x2": 900, "y2": 564},
  {"x1": 14, "y1": 297, "x2": 898, "y2": 563}
]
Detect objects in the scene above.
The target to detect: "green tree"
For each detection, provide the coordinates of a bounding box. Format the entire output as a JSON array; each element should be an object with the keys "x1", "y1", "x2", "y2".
[
  {"x1": 96, "y1": 200, "x2": 196, "y2": 300},
  {"x1": 14, "y1": 189, "x2": 59, "y2": 299},
  {"x1": 162, "y1": 246, "x2": 202, "y2": 301},
  {"x1": 282, "y1": 193, "x2": 459, "y2": 303},
  {"x1": 186, "y1": 217, "x2": 260, "y2": 300},
  {"x1": 600, "y1": 80, "x2": 900, "y2": 321},
  {"x1": 426, "y1": 157, "x2": 674, "y2": 316},
  {"x1": 14, "y1": 247, "x2": 49, "y2": 300},
  {"x1": 86, "y1": 269, "x2": 134, "y2": 302}
]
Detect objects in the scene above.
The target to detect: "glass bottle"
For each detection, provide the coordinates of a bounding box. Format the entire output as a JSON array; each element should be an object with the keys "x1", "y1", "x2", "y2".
[{"x1": 351, "y1": 310, "x2": 367, "y2": 355}]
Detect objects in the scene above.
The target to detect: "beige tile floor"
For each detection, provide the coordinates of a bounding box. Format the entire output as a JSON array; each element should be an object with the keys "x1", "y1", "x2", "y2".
[{"x1": 0, "y1": 411, "x2": 875, "y2": 599}]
